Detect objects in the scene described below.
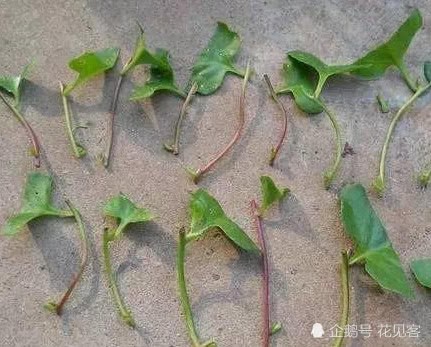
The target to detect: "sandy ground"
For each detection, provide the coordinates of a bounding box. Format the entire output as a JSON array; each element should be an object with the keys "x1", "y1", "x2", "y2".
[{"x1": 0, "y1": 0, "x2": 430, "y2": 346}]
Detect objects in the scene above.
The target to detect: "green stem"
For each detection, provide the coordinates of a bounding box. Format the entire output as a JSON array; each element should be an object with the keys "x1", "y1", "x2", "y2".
[
  {"x1": 46, "y1": 201, "x2": 89, "y2": 315},
  {"x1": 102, "y1": 229, "x2": 135, "y2": 327},
  {"x1": 164, "y1": 82, "x2": 198, "y2": 155},
  {"x1": 177, "y1": 229, "x2": 214, "y2": 347},
  {"x1": 318, "y1": 100, "x2": 343, "y2": 189},
  {"x1": 333, "y1": 251, "x2": 350, "y2": 347},
  {"x1": 374, "y1": 82, "x2": 431, "y2": 195},
  {"x1": 60, "y1": 82, "x2": 86, "y2": 158},
  {"x1": 399, "y1": 62, "x2": 418, "y2": 93},
  {"x1": 0, "y1": 93, "x2": 41, "y2": 168}
]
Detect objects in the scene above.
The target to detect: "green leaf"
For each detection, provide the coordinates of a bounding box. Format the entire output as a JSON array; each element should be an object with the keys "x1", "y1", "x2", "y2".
[
  {"x1": 0, "y1": 64, "x2": 31, "y2": 105},
  {"x1": 340, "y1": 183, "x2": 413, "y2": 298},
  {"x1": 103, "y1": 194, "x2": 153, "y2": 239},
  {"x1": 130, "y1": 48, "x2": 186, "y2": 100},
  {"x1": 63, "y1": 47, "x2": 120, "y2": 95},
  {"x1": 188, "y1": 189, "x2": 259, "y2": 252},
  {"x1": 275, "y1": 55, "x2": 323, "y2": 114},
  {"x1": 270, "y1": 322, "x2": 282, "y2": 336},
  {"x1": 259, "y1": 176, "x2": 289, "y2": 214},
  {"x1": 352, "y1": 9, "x2": 422, "y2": 83},
  {"x1": 287, "y1": 51, "x2": 365, "y2": 97},
  {"x1": 191, "y1": 22, "x2": 245, "y2": 95},
  {"x1": 2, "y1": 172, "x2": 73, "y2": 236},
  {"x1": 411, "y1": 258, "x2": 431, "y2": 288},
  {"x1": 424, "y1": 61, "x2": 431, "y2": 83}
]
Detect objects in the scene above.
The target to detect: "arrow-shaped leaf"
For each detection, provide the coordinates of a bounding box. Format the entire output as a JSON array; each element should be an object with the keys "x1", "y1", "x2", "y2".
[
  {"x1": 259, "y1": 175, "x2": 289, "y2": 215},
  {"x1": 2, "y1": 172, "x2": 73, "y2": 236},
  {"x1": 340, "y1": 183, "x2": 413, "y2": 298},
  {"x1": 188, "y1": 189, "x2": 258, "y2": 252},
  {"x1": 103, "y1": 194, "x2": 153, "y2": 239},
  {"x1": 0, "y1": 64, "x2": 31, "y2": 106},
  {"x1": 63, "y1": 47, "x2": 120, "y2": 95},
  {"x1": 352, "y1": 9, "x2": 422, "y2": 90},
  {"x1": 191, "y1": 22, "x2": 245, "y2": 95}
]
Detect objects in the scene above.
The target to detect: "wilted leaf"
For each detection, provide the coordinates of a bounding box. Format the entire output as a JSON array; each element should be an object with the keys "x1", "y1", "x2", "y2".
[
  {"x1": 63, "y1": 47, "x2": 120, "y2": 95},
  {"x1": 340, "y1": 183, "x2": 413, "y2": 298},
  {"x1": 411, "y1": 258, "x2": 431, "y2": 288},
  {"x1": 2, "y1": 172, "x2": 73, "y2": 236},
  {"x1": 191, "y1": 22, "x2": 245, "y2": 95},
  {"x1": 130, "y1": 48, "x2": 186, "y2": 100},
  {"x1": 259, "y1": 176, "x2": 289, "y2": 214},
  {"x1": 104, "y1": 194, "x2": 153, "y2": 239},
  {"x1": 287, "y1": 51, "x2": 365, "y2": 97},
  {"x1": 188, "y1": 189, "x2": 258, "y2": 252},
  {"x1": 275, "y1": 55, "x2": 323, "y2": 114},
  {"x1": 0, "y1": 64, "x2": 31, "y2": 106}
]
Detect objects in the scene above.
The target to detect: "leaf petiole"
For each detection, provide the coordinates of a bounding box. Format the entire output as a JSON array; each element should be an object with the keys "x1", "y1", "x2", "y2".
[
  {"x1": 189, "y1": 61, "x2": 251, "y2": 183},
  {"x1": 177, "y1": 228, "x2": 215, "y2": 347},
  {"x1": 60, "y1": 82, "x2": 86, "y2": 158},
  {"x1": 102, "y1": 228, "x2": 135, "y2": 327},
  {"x1": 399, "y1": 62, "x2": 419, "y2": 92},
  {"x1": 164, "y1": 82, "x2": 198, "y2": 155},
  {"x1": 251, "y1": 199, "x2": 271, "y2": 347},
  {"x1": 0, "y1": 93, "x2": 41, "y2": 168},
  {"x1": 318, "y1": 100, "x2": 343, "y2": 189},
  {"x1": 45, "y1": 200, "x2": 89, "y2": 315},
  {"x1": 333, "y1": 251, "x2": 350, "y2": 347},
  {"x1": 264, "y1": 74, "x2": 288, "y2": 166},
  {"x1": 101, "y1": 74, "x2": 124, "y2": 167},
  {"x1": 373, "y1": 81, "x2": 431, "y2": 195}
]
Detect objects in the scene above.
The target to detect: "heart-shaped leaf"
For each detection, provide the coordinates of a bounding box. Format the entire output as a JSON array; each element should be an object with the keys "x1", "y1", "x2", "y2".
[
  {"x1": 103, "y1": 194, "x2": 153, "y2": 239},
  {"x1": 275, "y1": 55, "x2": 323, "y2": 114},
  {"x1": 411, "y1": 258, "x2": 431, "y2": 288},
  {"x1": 340, "y1": 183, "x2": 413, "y2": 298},
  {"x1": 352, "y1": 9, "x2": 422, "y2": 87},
  {"x1": 259, "y1": 176, "x2": 289, "y2": 214},
  {"x1": 130, "y1": 48, "x2": 186, "y2": 100},
  {"x1": 63, "y1": 47, "x2": 120, "y2": 96},
  {"x1": 424, "y1": 61, "x2": 431, "y2": 83},
  {"x1": 2, "y1": 172, "x2": 73, "y2": 236},
  {"x1": 287, "y1": 51, "x2": 365, "y2": 97},
  {"x1": 0, "y1": 64, "x2": 31, "y2": 106},
  {"x1": 191, "y1": 22, "x2": 245, "y2": 95},
  {"x1": 188, "y1": 189, "x2": 259, "y2": 252}
]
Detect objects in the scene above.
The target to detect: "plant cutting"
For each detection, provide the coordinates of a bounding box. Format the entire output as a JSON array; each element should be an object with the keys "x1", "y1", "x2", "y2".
[
  {"x1": 100, "y1": 24, "x2": 186, "y2": 167},
  {"x1": 61, "y1": 47, "x2": 119, "y2": 158},
  {"x1": 0, "y1": 64, "x2": 41, "y2": 168},
  {"x1": 334, "y1": 183, "x2": 413, "y2": 346},
  {"x1": 250, "y1": 176, "x2": 289, "y2": 346},
  {"x1": 418, "y1": 164, "x2": 431, "y2": 188},
  {"x1": 1, "y1": 172, "x2": 89, "y2": 315},
  {"x1": 411, "y1": 258, "x2": 431, "y2": 288},
  {"x1": 164, "y1": 22, "x2": 246, "y2": 156},
  {"x1": 177, "y1": 189, "x2": 259, "y2": 346},
  {"x1": 273, "y1": 51, "x2": 365, "y2": 188},
  {"x1": 102, "y1": 194, "x2": 153, "y2": 327},
  {"x1": 350, "y1": 9, "x2": 428, "y2": 195}
]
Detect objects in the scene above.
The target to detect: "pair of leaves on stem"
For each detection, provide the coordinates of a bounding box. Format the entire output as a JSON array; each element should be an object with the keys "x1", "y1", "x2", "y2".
[
  {"x1": 127, "y1": 22, "x2": 245, "y2": 100},
  {"x1": 275, "y1": 9, "x2": 423, "y2": 113},
  {"x1": 340, "y1": 184, "x2": 413, "y2": 298}
]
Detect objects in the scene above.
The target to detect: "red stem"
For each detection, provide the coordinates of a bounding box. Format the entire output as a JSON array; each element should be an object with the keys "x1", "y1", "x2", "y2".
[
  {"x1": 251, "y1": 199, "x2": 270, "y2": 347},
  {"x1": 0, "y1": 93, "x2": 41, "y2": 168},
  {"x1": 264, "y1": 74, "x2": 288, "y2": 166},
  {"x1": 55, "y1": 201, "x2": 88, "y2": 315},
  {"x1": 193, "y1": 62, "x2": 251, "y2": 183}
]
